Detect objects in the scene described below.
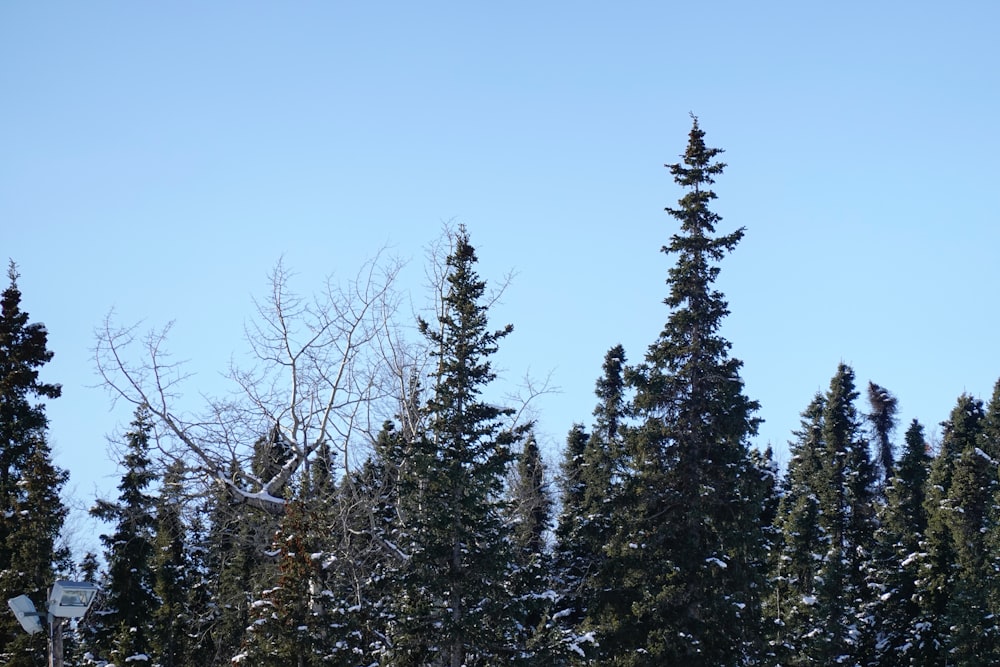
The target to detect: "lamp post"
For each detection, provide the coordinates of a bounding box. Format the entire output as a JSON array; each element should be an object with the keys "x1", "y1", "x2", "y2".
[{"x1": 8, "y1": 580, "x2": 99, "y2": 667}]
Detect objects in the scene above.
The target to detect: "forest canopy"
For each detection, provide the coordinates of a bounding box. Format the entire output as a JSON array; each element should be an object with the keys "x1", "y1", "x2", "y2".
[{"x1": 3, "y1": 120, "x2": 1000, "y2": 666}]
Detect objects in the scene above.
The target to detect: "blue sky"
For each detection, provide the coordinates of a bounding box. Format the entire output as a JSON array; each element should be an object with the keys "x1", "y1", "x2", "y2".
[{"x1": 3, "y1": 3, "x2": 1000, "y2": 550}]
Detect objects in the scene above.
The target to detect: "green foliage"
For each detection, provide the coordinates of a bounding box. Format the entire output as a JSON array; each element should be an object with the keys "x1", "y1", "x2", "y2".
[
  {"x1": 916, "y1": 394, "x2": 985, "y2": 664},
  {"x1": 867, "y1": 381, "x2": 899, "y2": 485},
  {"x1": 770, "y1": 366, "x2": 878, "y2": 666},
  {"x1": 237, "y1": 500, "x2": 329, "y2": 667},
  {"x1": 871, "y1": 419, "x2": 930, "y2": 664},
  {"x1": 202, "y1": 460, "x2": 281, "y2": 665},
  {"x1": 150, "y1": 461, "x2": 196, "y2": 667},
  {"x1": 391, "y1": 226, "x2": 522, "y2": 666},
  {"x1": 0, "y1": 263, "x2": 70, "y2": 667},
  {"x1": 88, "y1": 405, "x2": 159, "y2": 664},
  {"x1": 21, "y1": 128, "x2": 1000, "y2": 667},
  {"x1": 595, "y1": 117, "x2": 763, "y2": 666}
]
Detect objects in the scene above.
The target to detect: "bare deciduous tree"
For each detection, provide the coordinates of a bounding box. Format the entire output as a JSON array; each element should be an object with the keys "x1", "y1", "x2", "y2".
[{"x1": 96, "y1": 251, "x2": 407, "y2": 515}]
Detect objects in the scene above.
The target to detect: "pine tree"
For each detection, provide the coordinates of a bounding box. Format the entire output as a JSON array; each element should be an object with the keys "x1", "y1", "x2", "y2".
[
  {"x1": 983, "y1": 379, "x2": 1000, "y2": 658},
  {"x1": 510, "y1": 432, "x2": 551, "y2": 565},
  {"x1": 769, "y1": 394, "x2": 827, "y2": 665},
  {"x1": 236, "y1": 499, "x2": 328, "y2": 667},
  {"x1": 552, "y1": 423, "x2": 594, "y2": 664},
  {"x1": 508, "y1": 431, "x2": 564, "y2": 664},
  {"x1": 601, "y1": 117, "x2": 762, "y2": 666},
  {"x1": 70, "y1": 552, "x2": 104, "y2": 665},
  {"x1": 88, "y1": 405, "x2": 159, "y2": 664},
  {"x1": 871, "y1": 419, "x2": 931, "y2": 665},
  {"x1": 320, "y1": 420, "x2": 405, "y2": 664},
  {"x1": 151, "y1": 461, "x2": 195, "y2": 667},
  {"x1": 183, "y1": 508, "x2": 217, "y2": 667},
  {"x1": 204, "y1": 438, "x2": 285, "y2": 664},
  {"x1": 915, "y1": 394, "x2": 984, "y2": 664},
  {"x1": 551, "y1": 347, "x2": 632, "y2": 664},
  {"x1": 814, "y1": 364, "x2": 877, "y2": 664},
  {"x1": 0, "y1": 262, "x2": 70, "y2": 667},
  {"x1": 944, "y1": 400, "x2": 997, "y2": 664},
  {"x1": 391, "y1": 226, "x2": 520, "y2": 666},
  {"x1": 769, "y1": 365, "x2": 877, "y2": 665},
  {"x1": 867, "y1": 381, "x2": 899, "y2": 487}
]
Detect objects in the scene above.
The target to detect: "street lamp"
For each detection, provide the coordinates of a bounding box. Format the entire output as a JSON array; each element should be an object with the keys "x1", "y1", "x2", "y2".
[{"x1": 7, "y1": 580, "x2": 99, "y2": 667}]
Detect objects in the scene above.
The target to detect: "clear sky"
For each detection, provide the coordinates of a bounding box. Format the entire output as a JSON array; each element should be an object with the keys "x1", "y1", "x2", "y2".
[{"x1": 3, "y1": 2, "x2": 1000, "y2": 553}]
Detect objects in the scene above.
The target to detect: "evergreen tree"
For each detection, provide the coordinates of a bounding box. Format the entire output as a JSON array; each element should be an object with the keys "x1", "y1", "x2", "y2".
[
  {"x1": 0, "y1": 262, "x2": 70, "y2": 667},
  {"x1": 320, "y1": 420, "x2": 405, "y2": 664},
  {"x1": 236, "y1": 499, "x2": 329, "y2": 667},
  {"x1": 814, "y1": 364, "x2": 877, "y2": 664},
  {"x1": 183, "y1": 508, "x2": 217, "y2": 667},
  {"x1": 70, "y1": 552, "x2": 104, "y2": 666},
  {"x1": 88, "y1": 405, "x2": 159, "y2": 665},
  {"x1": 391, "y1": 226, "x2": 521, "y2": 666},
  {"x1": 551, "y1": 423, "x2": 594, "y2": 663},
  {"x1": 552, "y1": 346, "x2": 632, "y2": 664},
  {"x1": 944, "y1": 400, "x2": 997, "y2": 664},
  {"x1": 769, "y1": 365, "x2": 876, "y2": 665},
  {"x1": 867, "y1": 381, "x2": 899, "y2": 487},
  {"x1": 601, "y1": 118, "x2": 762, "y2": 666},
  {"x1": 204, "y1": 437, "x2": 285, "y2": 664},
  {"x1": 871, "y1": 419, "x2": 931, "y2": 665},
  {"x1": 983, "y1": 379, "x2": 1000, "y2": 658},
  {"x1": 507, "y1": 431, "x2": 566, "y2": 664},
  {"x1": 769, "y1": 394, "x2": 827, "y2": 665},
  {"x1": 915, "y1": 394, "x2": 984, "y2": 664},
  {"x1": 151, "y1": 461, "x2": 195, "y2": 667},
  {"x1": 510, "y1": 432, "x2": 551, "y2": 563}
]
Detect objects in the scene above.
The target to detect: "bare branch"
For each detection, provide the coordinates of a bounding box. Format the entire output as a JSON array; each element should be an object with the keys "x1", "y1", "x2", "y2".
[{"x1": 95, "y1": 250, "x2": 407, "y2": 515}]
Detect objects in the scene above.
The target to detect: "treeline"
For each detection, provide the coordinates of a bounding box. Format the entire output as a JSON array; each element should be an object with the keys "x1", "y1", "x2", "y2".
[{"x1": 3, "y1": 119, "x2": 1000, "y2": 666}]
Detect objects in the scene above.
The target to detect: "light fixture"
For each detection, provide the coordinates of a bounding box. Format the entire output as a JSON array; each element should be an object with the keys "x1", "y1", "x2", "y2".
[
  {"x1": 47, "y1": 580, "x2": 99, "y2": 618},
  {"x1": 7, "y1": 594, "x2": 44, "y2": 635},
  {"x1": 8, "y1": 580, "x2": 101, "y2": 667}
]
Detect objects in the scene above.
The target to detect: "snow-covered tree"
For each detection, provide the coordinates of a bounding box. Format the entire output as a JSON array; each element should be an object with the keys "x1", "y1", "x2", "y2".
[
  {"x1": 599, "y1": 117, "x2": 763, "y2": 666},
  {"x1": 389, "y1": 226, "x2": 522, "y2": 666},
  {"x1": 0, "y1": 262, "x2": 71, "y2": 667},
  {"x1": 914, "y1": 394, "x2": 985, "y2": 664},
  {"x1": 236, "y1": 499, "x2": 329, "y2": 667},
  {"x1": 89, "y1": 405, "x2": 159, "y2": 665},
  {"x1": 871, "y1": 419, "x2": 930, "y2": 664}
]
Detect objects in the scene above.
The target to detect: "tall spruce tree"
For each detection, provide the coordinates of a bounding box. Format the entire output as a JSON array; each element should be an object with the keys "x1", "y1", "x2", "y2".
[
  {"x1": 915, "y1": 394, "x2": 985, "y2": 664},
  {"x1": 815, "y1": 364, "x2": 877, "y2": 664},
  {"x1": 88, "y1": 405, "x2": 159, "y2": 665},
  {"x1": 391, "y1": 226, "x2": 521, "y2": 666},
  {"x1": 769, "y1": 394, "x2": 827, "y2": 665},
  {"x1": 943, "y1": 397, "x2": 997, "y2": 664},
  {"x1": 770, "y1": 366, "x2": 876, "y2": 665},
  {"x1": 983, "y1": 379, "x2": 1000, "y2": 658},
  {"x1": 601, "y1": 117, "x2": 762, "y2": 666},
  {"x1": 0, "y1": 263, "x2": 70, "y2": 667},
  {"x1": 871, "y1": 419, "x2": 931, "y2": 665},
  {"x1": 554, "y1": 346, "x2": 630, "y2": 663},
  {"x1": 507, "y1": 431, "x2": 566, "y2": 664},
  {"x1": 151, "y1": 461, "x2": 195, "y2": 667},
  {"x1": 552, "y1": 422, "x2": 594, "y2": 658}
]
